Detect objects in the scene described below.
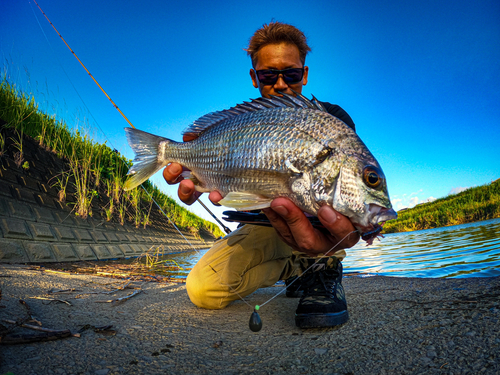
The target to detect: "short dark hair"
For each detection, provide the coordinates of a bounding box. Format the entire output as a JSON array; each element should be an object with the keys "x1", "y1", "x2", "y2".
[{"x1": 245, "y1": 21, "x2": 311, "y2": 68}]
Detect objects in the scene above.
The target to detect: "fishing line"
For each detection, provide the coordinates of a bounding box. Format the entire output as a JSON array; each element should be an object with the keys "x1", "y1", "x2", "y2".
[{"x1": 30, "y1": 0, "x2": 356, "y2": 331}]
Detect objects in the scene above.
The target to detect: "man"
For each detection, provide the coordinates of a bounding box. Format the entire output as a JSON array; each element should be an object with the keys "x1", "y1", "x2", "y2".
[{"x1": 163, "y1": 22, "x2": 360, "y2": 328}]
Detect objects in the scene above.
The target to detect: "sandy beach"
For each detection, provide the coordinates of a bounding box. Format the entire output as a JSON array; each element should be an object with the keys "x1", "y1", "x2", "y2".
[{"x1": 1, "y1": 264, "x2": 499, "y2": 375}]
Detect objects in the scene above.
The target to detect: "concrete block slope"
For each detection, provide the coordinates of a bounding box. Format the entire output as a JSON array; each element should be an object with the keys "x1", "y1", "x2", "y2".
[{"x1": 0, "y1": 135, "x2": 215, "y2": 263}]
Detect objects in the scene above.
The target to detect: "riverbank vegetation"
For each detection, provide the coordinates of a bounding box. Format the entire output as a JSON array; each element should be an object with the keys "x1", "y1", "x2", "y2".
[
  {"x1": 0, "y1": 75, "x2": 224, "y2": 238},
  {"x1": 384, "y1": 179, "x2": 500, "y2": 233}
]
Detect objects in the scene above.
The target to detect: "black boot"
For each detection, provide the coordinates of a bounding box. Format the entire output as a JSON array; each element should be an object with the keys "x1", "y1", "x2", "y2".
[
  {"x1": 285, "y1": 276, "x2": 303, "y2": 298},
  {"x1": 295, "y1": 256, "x2": 349, "y2": 328}
]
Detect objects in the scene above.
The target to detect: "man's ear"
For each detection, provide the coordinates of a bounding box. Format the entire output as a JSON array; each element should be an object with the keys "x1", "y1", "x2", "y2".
[
  {"x1": 250, "y1": 69, "x2": 259, "y2": 89},
  {"x1": 302, "y1": 66, "x2": 309, "y2": 86}
]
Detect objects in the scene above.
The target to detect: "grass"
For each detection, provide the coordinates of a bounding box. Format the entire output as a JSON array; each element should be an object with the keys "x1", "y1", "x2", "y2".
[
  {"x1": 384, "y1": 178, "x2": 500, "y2": 233},
  {"x1": 0, "y1": 73, "x2": 224, "y2": 238}
]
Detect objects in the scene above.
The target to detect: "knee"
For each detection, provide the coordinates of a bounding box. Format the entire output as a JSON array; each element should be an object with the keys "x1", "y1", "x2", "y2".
[{"x1": 186, "y1": 266, "x2": 229, "y2": 310}]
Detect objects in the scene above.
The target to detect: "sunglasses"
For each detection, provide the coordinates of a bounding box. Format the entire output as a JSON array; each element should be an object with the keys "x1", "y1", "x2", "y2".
[{"x1": 255, "y1": 68, "x2": 304, "y2": 85}]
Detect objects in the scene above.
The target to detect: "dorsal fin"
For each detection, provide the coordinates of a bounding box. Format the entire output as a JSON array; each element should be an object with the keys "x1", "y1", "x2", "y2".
[{"x1": 182, "y1": 93, "x2": 326, "y2": 138}]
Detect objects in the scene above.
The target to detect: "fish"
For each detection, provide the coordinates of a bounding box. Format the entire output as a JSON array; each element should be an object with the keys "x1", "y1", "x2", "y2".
[{"x1": 124, "y1": 92, "x2": 397, "y2": 244}]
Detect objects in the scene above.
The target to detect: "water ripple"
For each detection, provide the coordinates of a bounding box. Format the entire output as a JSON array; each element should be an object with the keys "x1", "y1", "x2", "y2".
[{"x1": 344, "y1": 218, "x2": 500, "y2": 278}]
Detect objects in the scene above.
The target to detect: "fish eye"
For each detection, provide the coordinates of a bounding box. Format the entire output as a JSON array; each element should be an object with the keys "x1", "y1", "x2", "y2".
[{"x1": 363, "y1": 166, "x2": 384, "y2": 188}]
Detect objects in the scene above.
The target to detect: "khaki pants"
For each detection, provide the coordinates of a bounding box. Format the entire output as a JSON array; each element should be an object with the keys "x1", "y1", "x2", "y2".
[{"x1": 186, "y1": 225, "x2": 346, "y2": 309}]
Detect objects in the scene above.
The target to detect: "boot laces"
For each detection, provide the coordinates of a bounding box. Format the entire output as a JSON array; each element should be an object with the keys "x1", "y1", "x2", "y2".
[{"x1": 301, "y1": 268, "x2": 339, "y2": 298}]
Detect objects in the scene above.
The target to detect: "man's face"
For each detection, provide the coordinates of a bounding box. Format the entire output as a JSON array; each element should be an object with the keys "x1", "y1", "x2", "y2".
[{"x1": 250, "y1": 43, "x2": 308, "y2": 98}]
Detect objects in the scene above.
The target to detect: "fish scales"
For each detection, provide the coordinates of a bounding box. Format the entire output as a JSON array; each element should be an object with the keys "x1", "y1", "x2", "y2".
[
  {"x1": 125, "y1": 93, "x2": 397, "y2": 243},
  {"x1": 173, "y1": 110, "x2": 326, "y2": 178}
]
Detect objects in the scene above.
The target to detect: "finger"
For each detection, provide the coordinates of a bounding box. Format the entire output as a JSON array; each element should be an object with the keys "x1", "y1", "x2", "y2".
[
  {"x1": 317, "y1": 206, "x2": 360, "y2": 248},
  {"x1": 208, "y1": 191, "x2": 223, "y2": 205},
  {"x1": 178, "y1": 180, "x2": 201, "y2": 205},
  {"x1": 183, "y1": 134, "x2": 198, "y2": 142},
  {"x1": 269, "y1": 198, "x2": 329, "y2": 254},
  {"x1": 163, "y1": 163, "x2": 183, "y2": 184},
  {"x1": 261, "y1": 205, "x2": 298, "y2": 248}
]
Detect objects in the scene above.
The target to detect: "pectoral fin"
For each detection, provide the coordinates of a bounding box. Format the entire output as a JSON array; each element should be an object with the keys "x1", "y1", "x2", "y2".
[{"x1": 219, "y1": 192, "x2": 273, "y2": 211}]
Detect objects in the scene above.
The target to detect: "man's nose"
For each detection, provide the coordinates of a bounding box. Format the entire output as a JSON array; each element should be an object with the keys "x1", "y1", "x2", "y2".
[{"x1": 274, "y1": 74, "x2": 288, "y2": 91}]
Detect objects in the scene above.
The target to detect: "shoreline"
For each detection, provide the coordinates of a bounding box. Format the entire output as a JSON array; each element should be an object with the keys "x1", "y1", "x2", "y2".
[{"x1": 1, "y1": 263, "x2": 499, "y2": 374}]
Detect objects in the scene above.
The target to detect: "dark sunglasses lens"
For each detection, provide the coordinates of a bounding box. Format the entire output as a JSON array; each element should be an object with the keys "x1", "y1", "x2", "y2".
[
  {"x1": 257, "y1": 68, "x2": 304, "y2": 85},
  {"x1": 257, "y1": 71, "x2": 278, "y2": 85},
  {"x1": 282, "y1": 68, "x2": 304, "y2": 83}
]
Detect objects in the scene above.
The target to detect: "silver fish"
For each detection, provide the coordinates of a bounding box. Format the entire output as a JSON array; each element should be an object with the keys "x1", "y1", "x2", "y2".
[{"x1": 124, "y1": 93, "x2": 397, "y2": 243}]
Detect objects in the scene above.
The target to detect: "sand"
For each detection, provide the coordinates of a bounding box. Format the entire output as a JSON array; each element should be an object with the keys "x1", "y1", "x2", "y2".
[{"x1": 1, "y1": 264, "x2": 499, "y2": 375}]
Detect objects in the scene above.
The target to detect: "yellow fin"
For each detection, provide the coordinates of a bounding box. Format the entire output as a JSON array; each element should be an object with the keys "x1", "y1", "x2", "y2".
[{"x1": 219, "y1": 192, "x2": 272, "y2": 211}]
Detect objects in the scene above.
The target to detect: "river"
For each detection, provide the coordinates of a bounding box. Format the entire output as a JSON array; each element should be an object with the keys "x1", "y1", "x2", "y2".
[{"x1": 169, "y1": 218, "x2": 500, "y2": 278}]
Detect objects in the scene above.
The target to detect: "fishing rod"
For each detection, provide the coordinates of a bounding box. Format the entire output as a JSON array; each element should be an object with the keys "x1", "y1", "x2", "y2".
[
  {"x1": 31, "y1": 0, "x2": 228, "y2": 234},
  {"x1": 197, "y1": 199, "x2": 232, "y2": 234}
]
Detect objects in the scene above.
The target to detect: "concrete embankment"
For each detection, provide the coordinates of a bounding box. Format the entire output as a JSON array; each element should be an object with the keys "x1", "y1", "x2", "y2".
[{"x1": 0, "y1": 130, "x2": 214, "y2": 263}]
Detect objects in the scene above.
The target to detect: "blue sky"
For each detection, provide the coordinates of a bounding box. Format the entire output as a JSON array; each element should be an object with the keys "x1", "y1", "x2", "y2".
[{"x1": 2, "y1": 0, "x2": 499, "y2": 230}]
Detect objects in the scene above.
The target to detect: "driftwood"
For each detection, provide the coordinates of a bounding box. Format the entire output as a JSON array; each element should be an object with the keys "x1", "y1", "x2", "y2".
[
  {"x1": 48, "y1": 288, "x2": 80, "y2": 294},
  {"x1": 0, "y1": 299, "x2": 79, "y2": 345},
  {"x1": 78, "y1": 324, "x2": 116, "y2": 335},
  {"x1": 1, "y1": 300, "x2": 41, "y2": 336},
  {"x1": 2, "y1": 319, "x2": 80, "y2": 336},
  {"x1": 0, "y1": 329, "x2": 73, "y2": 345},
  {"x1": 0, "y1": 320, "x2": 80, "y2": 345},
  {"x1": 29, "y1": 296, "x2": 73, "y2": 306},
  {"x1": 19, "y1": 299, "x2": 42, "y2": 326},
  {"x1": 97, "y1": 280, "x2": 134, "y2": 294},
  {"x1": 95, "y1": 289, "x2": 143, "y2": 303}
]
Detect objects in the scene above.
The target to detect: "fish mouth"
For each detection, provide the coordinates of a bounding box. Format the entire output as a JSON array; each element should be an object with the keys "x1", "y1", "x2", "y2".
[{"x1": 354, "y1": 204, "x2": 397, "y2": 245}]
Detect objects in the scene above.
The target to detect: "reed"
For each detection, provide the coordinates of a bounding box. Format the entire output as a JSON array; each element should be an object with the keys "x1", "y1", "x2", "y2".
[
  {"x1": 10, "y1": 128, "x2": 24, "y2": 167},
  {"x1": 50, "y1": 170, "x2": 70, "y2": 203},
  {"x1": 0, "y1": 131, "x2": 5, "y2": 156}
]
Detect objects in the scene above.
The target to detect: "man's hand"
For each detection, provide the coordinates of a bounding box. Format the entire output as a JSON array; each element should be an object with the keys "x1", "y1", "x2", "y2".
[
  {"x1": 162, "y1": 162, "x2": 222, "y2": 205},
  {"x1": 163, "y1": 163, "x2": 200, "y2": 205},
  {"x1": 162, "y1": 133, "x2": 223, "y2": 205},
  {"x1": 261, "y1": 197, "x2": 360, "y2": 256}
]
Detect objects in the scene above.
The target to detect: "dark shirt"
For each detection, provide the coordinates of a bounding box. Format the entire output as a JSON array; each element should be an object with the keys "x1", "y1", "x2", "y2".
[{"x1": 319, "y1": 101, "x2": 356, "y2": 132}]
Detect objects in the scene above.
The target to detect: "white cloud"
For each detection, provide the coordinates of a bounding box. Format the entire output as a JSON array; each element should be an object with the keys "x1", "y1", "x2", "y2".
[
  {"x1": 449, "y1": 186, "x2": 468, "y2": 195},
  {"x1": 422, "y1": 196, "x2": 437, "y2": 203},
  {"x1": 409, "y1": 197, "x2": 419, "y2": 208},
  {"x1": 409, "y1": 189, "x2": 423, "y2": 197},
  {"x1": 391, "y1": 198, "x2": 404, "y2": 211}
]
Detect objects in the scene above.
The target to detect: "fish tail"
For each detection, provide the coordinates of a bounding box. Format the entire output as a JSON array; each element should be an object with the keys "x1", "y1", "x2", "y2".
[{"x1": 124, "y1": 127, "x2": 172, "y2": 190}]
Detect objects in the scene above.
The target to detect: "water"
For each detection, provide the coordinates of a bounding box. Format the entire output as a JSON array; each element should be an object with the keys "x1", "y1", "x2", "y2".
[
  {"x1": 343, "y1": 217, "x2": 500, "y2": 278},
  {"x1": 168, "y1": 218, "x2": 500, "y2": 279}
]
